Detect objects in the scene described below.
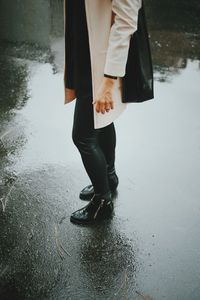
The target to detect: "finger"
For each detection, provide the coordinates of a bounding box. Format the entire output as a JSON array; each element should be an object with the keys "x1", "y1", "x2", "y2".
[
  {"x1": 110, "y1": 101, "x2": 114, "y2": 109},
  {"x1": 105, "y1": 104, "x2": 110, "y2": 113},
  {"x1": 102, "y1": 101, "x2": 110, "y2": 113},
  {"x1": 105, "y1": 102, "x2": 111, "y2": 111},
  {"x1": 95, "y1": 102, "x2": 100, "y2": 113},
  {"x1": 101, "y1": 101, "x2": 107, "y2": 114},
  {"x1": 99, "y1": 103, "x2": 105, "y2": 114}
]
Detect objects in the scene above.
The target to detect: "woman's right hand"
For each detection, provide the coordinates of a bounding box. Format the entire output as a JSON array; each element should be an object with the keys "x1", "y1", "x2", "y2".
[{"x1": 92, "y1": 77, "x2": 115, "y2": 114}]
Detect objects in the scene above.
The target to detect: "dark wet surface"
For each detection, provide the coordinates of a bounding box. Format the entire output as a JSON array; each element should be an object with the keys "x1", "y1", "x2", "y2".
[{"x1": 0, "y1": 1, "x2": 200, "y2": 299}]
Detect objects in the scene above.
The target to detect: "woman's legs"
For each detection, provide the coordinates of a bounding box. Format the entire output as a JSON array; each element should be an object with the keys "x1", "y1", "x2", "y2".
[
  {"x1": 72, "y1": 94, "x2": 115, "y2": 196},
  {"x1": 71, "y1": 94, "x2": 117, "y2": 224}
]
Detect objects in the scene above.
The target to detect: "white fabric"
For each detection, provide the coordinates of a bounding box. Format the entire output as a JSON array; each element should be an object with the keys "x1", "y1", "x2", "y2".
[{"x1": 104, "y1": 0, "x2": 142, "y2": 77}]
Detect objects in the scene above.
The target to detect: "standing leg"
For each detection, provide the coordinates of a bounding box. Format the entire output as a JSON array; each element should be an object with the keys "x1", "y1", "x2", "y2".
[
  {"x1": 72, "y1": 95, "x2": 110, "y2": 196},
  {"x1": 70, "y1": 95, "x2": 113, "y2": 225}
]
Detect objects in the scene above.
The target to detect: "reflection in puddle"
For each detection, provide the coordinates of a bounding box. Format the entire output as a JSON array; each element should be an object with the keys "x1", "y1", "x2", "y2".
[{"x1": 78, "y1": 222, "x2": 139, "y2": 298}]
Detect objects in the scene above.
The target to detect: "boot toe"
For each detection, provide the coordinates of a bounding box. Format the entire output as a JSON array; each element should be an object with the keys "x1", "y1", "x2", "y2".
[
  {"x1": 79, "y1": 184, "x2": 95, "y2": 200},
  {"x1": 70, "y1": 207, "x2": 90, "y2": 224}
]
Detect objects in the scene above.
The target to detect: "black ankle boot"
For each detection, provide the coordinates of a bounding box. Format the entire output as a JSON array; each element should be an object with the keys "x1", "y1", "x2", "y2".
[
  {"x1": 70, "y1": 191, "x2": 113, "y2": 225},
  {"x1": 79, "y1": 170, "x2": 119, "y2": 200}
]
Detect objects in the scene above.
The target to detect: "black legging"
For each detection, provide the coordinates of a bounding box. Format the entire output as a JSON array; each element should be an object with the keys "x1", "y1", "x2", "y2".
[{"x1": 72, "y1": 93, "x2": 116, "y2": 196}]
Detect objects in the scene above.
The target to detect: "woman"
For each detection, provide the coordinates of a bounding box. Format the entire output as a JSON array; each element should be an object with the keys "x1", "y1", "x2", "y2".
[{"x1": 63, "y1": 0, "x2": 153, "y2": 225}]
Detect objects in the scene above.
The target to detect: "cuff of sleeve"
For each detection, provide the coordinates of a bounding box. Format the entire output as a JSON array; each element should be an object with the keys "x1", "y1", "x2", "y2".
[
  {"x1": 104, "y1": 61, "x2": 126, "y2": 77},
  {"x1": 104, "y1": 74, "x2": 118, "y2": 79}
]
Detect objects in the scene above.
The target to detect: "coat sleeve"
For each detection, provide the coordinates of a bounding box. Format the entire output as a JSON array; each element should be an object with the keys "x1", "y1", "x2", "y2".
[{"x1": 104, "y1": 0, "x2": 142, "y2": 77}]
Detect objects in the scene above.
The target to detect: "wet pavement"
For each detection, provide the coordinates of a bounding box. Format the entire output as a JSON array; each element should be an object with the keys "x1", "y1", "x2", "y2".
[{"x1": 0, "y1": 0, "x2": 200, "y2": 299}]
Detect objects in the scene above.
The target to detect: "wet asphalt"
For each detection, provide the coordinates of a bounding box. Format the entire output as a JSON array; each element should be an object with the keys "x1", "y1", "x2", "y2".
[{"x1": 0, "y1": 0, "x2": 200, "y2": 299}]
